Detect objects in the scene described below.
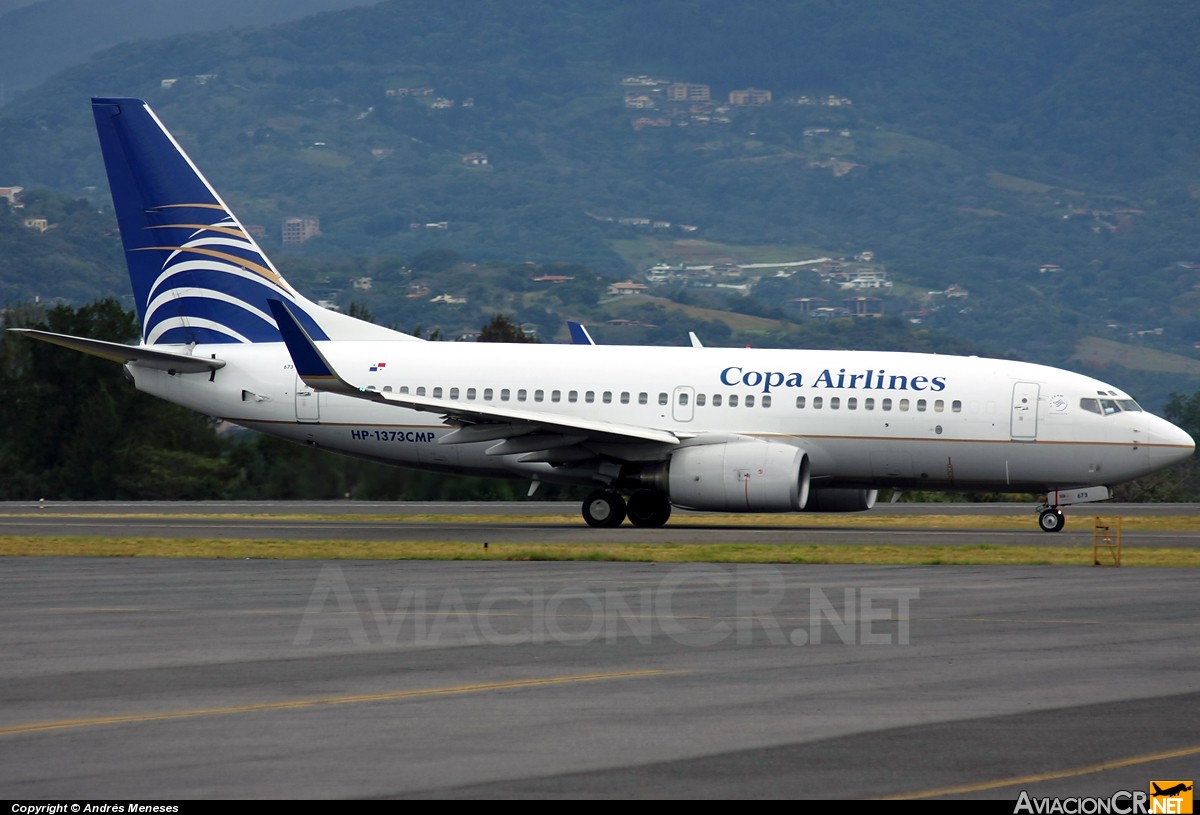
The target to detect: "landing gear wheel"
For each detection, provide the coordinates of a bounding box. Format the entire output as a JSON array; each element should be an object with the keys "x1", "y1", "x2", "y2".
[
  {"x1": 582, "y1": 490, "x2": 626, "y2": 528},
  {"x1": 626, "y1": 490, "x2": 672, "y2": 528},
  {"x1": 1038, "y1": 508, "x2": 1065, "y2": 532}
]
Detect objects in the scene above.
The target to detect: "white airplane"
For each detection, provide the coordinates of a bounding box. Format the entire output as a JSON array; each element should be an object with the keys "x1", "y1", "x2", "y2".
[{"x1": 11, "y1": 98, "x2": 1196, "y2": 530}]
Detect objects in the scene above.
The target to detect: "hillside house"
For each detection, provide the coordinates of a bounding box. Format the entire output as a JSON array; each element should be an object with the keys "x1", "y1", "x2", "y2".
[
  {"x1": 728, "y1": 88, "x2": 772, "y2": 106},
  {"x1": 609, "y1": 281, "x2": 649, "y2": 296}
]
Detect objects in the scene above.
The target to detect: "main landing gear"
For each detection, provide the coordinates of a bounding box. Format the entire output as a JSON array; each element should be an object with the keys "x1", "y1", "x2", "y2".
[{"x1": 581, "y1": 489, "x2": 672, "y2": 528}]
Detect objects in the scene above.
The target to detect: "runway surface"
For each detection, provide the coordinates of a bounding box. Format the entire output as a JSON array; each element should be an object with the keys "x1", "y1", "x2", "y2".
[
  {"x1": 1, "y1": 512, "x2": 1199, "y2": 799},
  {"x1": 1, "y1": 500, "x2": 1198, "y2": 548}
]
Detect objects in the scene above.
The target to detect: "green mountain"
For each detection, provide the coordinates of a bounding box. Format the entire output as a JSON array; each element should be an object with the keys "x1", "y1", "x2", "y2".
[
  {"x1": 0, "y1": 0, "x2": 377, "y2": 102},
  {"x1": 1, "y1": 0, "x2": 1198, "y2": 408}
]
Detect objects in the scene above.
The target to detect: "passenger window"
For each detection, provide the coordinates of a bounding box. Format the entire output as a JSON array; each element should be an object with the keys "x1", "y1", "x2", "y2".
[
  {"x1": 830, "y1": 397, "x2": 840, "y2": 409},
  {"x1": 658, "y1": 393, "x2": 668, "y2": 406},
  {"x1": 712, "y1": 394, "x2": 723, "y2": 407},
  {"x1": 745, "y1": 395, "x2": 755, "y2": 407},
  {"x1": 882, "y1": 398, "x2": 892, "y2": 411},
  {"x1": 729, "y1": 395, "x2": 739, "y2": 407},
  {"x1": 568, "y1": 390, "x2": 578, "y2": 403},
  {"x1": 847, "y1": 397, "x2": 857, "y2": 410},
  {"x1": 500, "y1": 388, "x2": 509, "y2": 401},
  {"x1": 517, "y1": 389, "x2": 527, "y2": 402},
  {"x1": 952, "y1": 400, "x2": 962, "y2": 413},
  {"x1": 534, "y1": 389, "x2": 544, "y2": 403},
  {"x1": 433, "y1": 387, "x2": 443, "y2": 398},
  {"x1": 603, "y1": 391, "x2": 612, "y2": 404},
  {"x1": 551, "y1": 390, "x2": 560, "y2": 403},
  {"x1": 416, "y1": 387, "x2": 426, "y2": 396},
  {"x1": 899, "y1": 399, "x2": 910, "y2": 411},
  {"x1": 483, "y1": 388, "x2": 493, "y2": 400},
  {"x1": 916, "y1": 399, "x2": 926, "y2": 412},
  {"x1": 449, "y1": 387, "x2": 459, "y2": 400},
  {"x1": 466, "y1": 388, "x2": 475, "y2": 400},
  {"x1": 620, "y1": 392, "x2": 630, "y2": 404},
  {"x1": 638, "y1": 392, "x2": 648, "y2": 405},
  {"x1": 761, "y1": 395, "x2": 771, "y2": 408},
  {"x1": 696, "y1": 394, "x2": 706, "y2": 407},
  {"x1": 679, "y1": 392, "x2": 690, "y2": 406},
  {"x1": 865, "y1": 398, "x2": 874, "y2": 410},
  {"x1": 585, "y1": 391, "x2": 595, "y2": 403},
  {"x1": 934, "y1": 399, "x2": 944, "y2": 413},
  {"x1": 796, "y1": 396, "x2": 806, "y2": 409},
  {"x1": 400, "y1": 386, "x2": 410, "y2": 394},
  {"x1": 383, "y1": 386, "x2": 393, "y2": 393},
  {"x1": 813, "y1": 396, "x2": 823, "y2": 409}
]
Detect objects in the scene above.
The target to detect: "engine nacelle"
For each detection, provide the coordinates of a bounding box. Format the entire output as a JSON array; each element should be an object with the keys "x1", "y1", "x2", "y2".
[
  {"x1": 800, "y1": 488, "x2": 878, "y2": 513},
  {"x1": 667, "y1": 441, "x2": 811, "y2": 512}
]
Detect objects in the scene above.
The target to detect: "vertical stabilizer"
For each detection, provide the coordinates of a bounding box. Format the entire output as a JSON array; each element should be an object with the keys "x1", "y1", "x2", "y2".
[{"x1": 91, "y1": 97, "x2": 414, "y2": 345}]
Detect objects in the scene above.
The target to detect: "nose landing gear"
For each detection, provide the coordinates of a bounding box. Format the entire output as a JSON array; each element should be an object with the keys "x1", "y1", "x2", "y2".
[{"x1": 1038, "y1": 506, "x2": 1066, "y2": 532}]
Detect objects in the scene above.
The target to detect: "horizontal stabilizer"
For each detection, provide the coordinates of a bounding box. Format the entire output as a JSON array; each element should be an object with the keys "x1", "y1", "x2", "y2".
[{"x1": 9, "y1": 329, "x2": 225, "y2": 373}]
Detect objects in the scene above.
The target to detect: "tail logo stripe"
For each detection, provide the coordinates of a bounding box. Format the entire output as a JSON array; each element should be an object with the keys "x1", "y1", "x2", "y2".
[
  {"x1": 146, "y1": 317, "x2": 253, "y2": 345},
  {"x1": 133, "y1": 245, "x2": 288, "y2": 289}
]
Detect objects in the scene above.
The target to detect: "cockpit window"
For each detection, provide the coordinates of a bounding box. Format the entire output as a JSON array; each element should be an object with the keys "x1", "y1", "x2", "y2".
[{"x1": 1082, "y1": 396, "x2": 1142, "y2": 415}]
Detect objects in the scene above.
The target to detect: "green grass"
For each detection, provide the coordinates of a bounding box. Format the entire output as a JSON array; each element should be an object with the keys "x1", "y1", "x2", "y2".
[{"x1": 3, "y1": 510, "x2": 1196, "y2": 565}]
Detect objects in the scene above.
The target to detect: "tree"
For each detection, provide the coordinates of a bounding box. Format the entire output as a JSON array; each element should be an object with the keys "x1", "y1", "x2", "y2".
[
  {"x1": 477, "y1": 313, "x2": 537, "y2": 343},
  {"x1": 0, "y1": 300, "x2": 235, "y2": 499}
]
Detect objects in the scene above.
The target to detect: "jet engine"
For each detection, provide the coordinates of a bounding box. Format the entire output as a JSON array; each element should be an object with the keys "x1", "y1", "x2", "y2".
[
  {"x1": 657, "y1": 441, "x2": 811, "y2": 512},
  {"x1": 800, "y1": 488, "x2": 878, "y2": 513}
]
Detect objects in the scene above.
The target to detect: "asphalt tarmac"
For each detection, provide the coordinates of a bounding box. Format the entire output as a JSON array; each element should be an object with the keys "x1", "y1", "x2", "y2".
[
  {"x1": 0, "y1": 500, "x2": 1198, "y2": 547},
  {"x1": 0, "y1": 503, "x2": 1197, "y2": 800}
]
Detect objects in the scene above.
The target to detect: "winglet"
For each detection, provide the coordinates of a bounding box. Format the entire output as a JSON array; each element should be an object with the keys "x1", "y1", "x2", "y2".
[
  {"x1": 567, "y1": 321, "x2": 595, "y2": 345},
  {"x1": 267, "y1": 299, "x2": 372, "y2": 397}
]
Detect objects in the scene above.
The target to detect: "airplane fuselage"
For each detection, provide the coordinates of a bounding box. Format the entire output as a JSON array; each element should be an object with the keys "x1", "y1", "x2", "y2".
[{"x1": 127, "y1": 340, "x2": 1190, "y2": 495}]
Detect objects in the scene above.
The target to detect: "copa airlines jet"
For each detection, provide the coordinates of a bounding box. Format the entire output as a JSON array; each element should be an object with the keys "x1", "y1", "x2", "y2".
[{"x1": 12, "y1": 98, "x2": 1196, "y2": 530}]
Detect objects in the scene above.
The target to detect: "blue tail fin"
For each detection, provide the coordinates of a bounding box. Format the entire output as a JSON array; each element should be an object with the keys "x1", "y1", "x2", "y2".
[{"x1": 92, "y1": 97, "x2": 358, "y2": 345}]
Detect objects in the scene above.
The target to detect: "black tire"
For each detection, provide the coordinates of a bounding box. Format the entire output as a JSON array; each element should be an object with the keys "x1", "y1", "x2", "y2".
[
  {"x1": 1038, "y1": 508, "x2": 1065, "y2": 532},
  {"x1": 582, "y1": 490, "x2": 626, "y2": 528},
  {"x1": 627, "y1": 490, "x2": 672, "y2": 528}
]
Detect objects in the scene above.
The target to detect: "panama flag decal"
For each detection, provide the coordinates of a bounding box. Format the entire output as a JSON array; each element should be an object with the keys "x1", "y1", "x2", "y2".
[{"x1": 370, "y1": 362, "x2": 387, "y2": 372}]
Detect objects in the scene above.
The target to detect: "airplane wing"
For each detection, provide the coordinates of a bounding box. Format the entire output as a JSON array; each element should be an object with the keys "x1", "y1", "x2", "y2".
[
  {"x1": 8, "y1": 328, "x2": 225, "y2": 373},
  {"x1": 267, "y1": 300, "x2": 683, "y2": 453}
]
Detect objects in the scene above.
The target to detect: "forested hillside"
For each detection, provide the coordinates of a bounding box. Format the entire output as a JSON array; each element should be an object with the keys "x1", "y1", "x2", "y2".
[{"x1": 1, "y1": 0, "x2": 1198, "y2": 410}]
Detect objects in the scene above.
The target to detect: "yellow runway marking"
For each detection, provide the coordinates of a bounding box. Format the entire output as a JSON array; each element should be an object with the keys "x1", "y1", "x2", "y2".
[
  {"x1": 0, "y1": 669, "x2": 676, "y2": 737},
  {"x1": 883, "y1": 743, "x2": 1200, "y2": 799}
]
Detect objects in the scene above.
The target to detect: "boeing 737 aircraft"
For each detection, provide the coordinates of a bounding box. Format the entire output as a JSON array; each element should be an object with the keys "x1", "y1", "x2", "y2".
[{"x1": 11, "y1": 98, "x2": 1196, "y2": 529}]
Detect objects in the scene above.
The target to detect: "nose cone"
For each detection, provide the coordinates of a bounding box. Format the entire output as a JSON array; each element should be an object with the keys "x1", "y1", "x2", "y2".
[{"x1": 1147, "y1": 414, "x2": 1195, "y2": 467}]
